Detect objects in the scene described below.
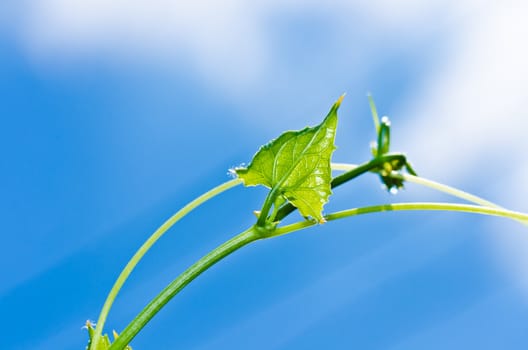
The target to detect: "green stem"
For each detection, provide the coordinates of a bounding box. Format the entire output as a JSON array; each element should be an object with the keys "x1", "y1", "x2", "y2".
[
  {"x1": 397, "y1": 173, "x2": 528, "y2": 225},
  {"x1": 270, "y1": 202, "x2": 528, "y2": 238},
  {"x1": 331, "y1": 162, "x2": 503, "y2": 209},
  {"x1": 399, "y1": 173, "x2": 501, "y2": 207},
  {"x1": 257, "y1": 187, "x2": 278, "y2": 227},
  {"x1": 331, "y1": 154, "x2": 407, "y2": 188},
  {"x1": 109, "y1": 227, "x2": 261, "y2": 350},
  {"x1": 91, "y1": 178, "x2": 242, "y2": 350}
]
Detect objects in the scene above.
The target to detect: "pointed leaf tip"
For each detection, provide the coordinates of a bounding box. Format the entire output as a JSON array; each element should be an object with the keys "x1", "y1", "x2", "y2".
[
  {"x1": 329, "y1": 94, "x2": 345, "y2": 114},
  {"x1": 336, "y1": 93, "x2": 346, "y2": 107}
]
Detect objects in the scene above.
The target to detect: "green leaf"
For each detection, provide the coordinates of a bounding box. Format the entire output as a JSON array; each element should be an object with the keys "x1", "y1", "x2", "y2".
[{"x1": 235, "y1": 96, "x2": 342, "y2": 222}]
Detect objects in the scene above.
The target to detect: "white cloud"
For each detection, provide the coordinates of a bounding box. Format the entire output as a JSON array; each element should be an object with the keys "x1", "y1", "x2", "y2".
[
  {"x1": 399, "y1": 2, "x2": 528, "y2": 295},
  {"x1": 13, "y1": 0, "x2": 269, "y2": 92},
  {"x1": 7, "y1": 0, "x2": 455, "y2": 97},
  {"x1": 401, "y1": 3, "x2": 528, "y2": 180}
]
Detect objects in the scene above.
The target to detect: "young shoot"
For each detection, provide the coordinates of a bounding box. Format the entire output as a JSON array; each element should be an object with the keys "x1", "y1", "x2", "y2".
[{"x1": 87, "y1": 95, "x2": 527, "y2": 350}]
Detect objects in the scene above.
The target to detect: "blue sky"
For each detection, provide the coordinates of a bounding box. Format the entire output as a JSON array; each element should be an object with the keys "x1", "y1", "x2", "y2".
[{"x1": 2, "y1": 1, "x2": 528, "y2": 349}]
